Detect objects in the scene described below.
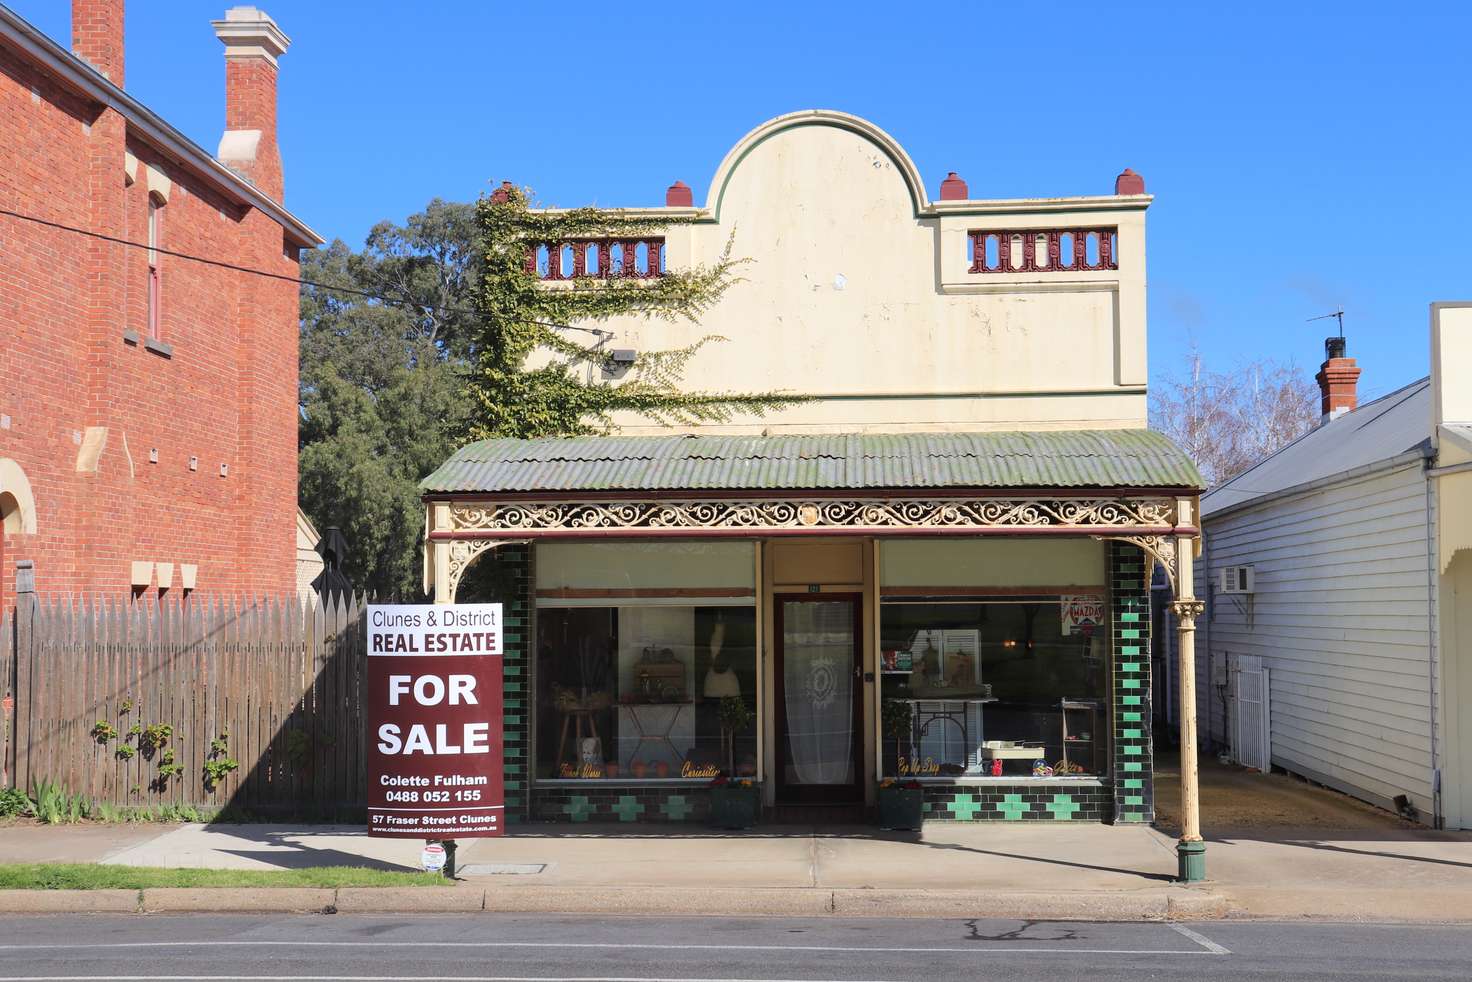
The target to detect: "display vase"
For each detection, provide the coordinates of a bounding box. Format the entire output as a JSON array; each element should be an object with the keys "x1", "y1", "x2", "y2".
[
  {"x1": 877, "y1": 785, "x2": 925, "y2": 831},
  {"x1": 708, "y1": 783, "x2": 760, "y2": 830}
]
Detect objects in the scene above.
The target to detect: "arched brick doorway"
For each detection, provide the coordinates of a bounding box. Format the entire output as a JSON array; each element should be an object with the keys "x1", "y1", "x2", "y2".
[{"x1": 0, "y1": 458, "x2": 39, "y2": 610}]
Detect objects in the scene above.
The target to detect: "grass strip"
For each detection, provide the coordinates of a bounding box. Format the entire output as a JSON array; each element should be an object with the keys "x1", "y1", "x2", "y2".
[{"x1": 0, "y1": 863, "x2": 449, "y2": 890}]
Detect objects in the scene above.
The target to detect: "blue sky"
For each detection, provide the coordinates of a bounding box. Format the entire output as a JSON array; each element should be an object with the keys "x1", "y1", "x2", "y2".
[{"x1": 14, "y1": 0, "x2": 1471, "y2": 400}]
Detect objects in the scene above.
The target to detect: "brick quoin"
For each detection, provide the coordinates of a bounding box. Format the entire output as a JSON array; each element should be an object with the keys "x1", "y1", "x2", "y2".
[{"x1": 0, "y1": 2, "x2": 317, "y2": 607}]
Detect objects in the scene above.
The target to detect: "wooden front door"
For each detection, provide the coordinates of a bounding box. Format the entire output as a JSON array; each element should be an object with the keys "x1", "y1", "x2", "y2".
[{"x1": 773, "y1": 594, "x2": 863, "y2": 803}]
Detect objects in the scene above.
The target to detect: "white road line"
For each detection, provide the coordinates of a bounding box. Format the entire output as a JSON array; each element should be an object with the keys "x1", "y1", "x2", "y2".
[
  {"x1": 0, "y1": 939, "x2": 1218, "y2": 956},
  {"x1": 1168, "y1": 923, "x2": 1232, "y2": 955}
]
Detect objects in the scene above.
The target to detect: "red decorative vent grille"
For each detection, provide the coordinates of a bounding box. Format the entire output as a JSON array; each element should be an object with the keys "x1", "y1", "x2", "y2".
[
  {"x1": 528, "y1": 238, "x2": 666, "y2": 281},
  {"x1": 968, "y1": 228, "x2": 1118, "y2": 274}
]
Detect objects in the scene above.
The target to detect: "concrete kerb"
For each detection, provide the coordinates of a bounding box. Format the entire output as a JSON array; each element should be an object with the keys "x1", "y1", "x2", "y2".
[
  {"x1": 335, "y1": 886, "x2": 488, "y2": 913},
  {"x1": 480, "y1": 887, "x2": 833, "y2": 917},
  {"x1": 0, "y1": 889, "x2": 141, "y2": 913},
  {"x1": 0, "y1": 885, "x2": 1234, "y2": 919},
  {"x1": 143, "y1": 888, "x2": 337, "y2": 913}
]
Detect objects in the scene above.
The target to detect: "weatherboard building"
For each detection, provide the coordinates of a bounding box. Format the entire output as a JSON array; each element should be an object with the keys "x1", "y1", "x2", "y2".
[{"x1": 420, "y1": 113, "x2": 1207, "y2": 852}]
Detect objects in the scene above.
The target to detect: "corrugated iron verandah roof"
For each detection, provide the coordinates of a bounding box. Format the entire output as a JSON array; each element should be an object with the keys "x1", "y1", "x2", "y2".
[{"x1": 421, "y1": 430, "x2": 1205, "y2": 495}]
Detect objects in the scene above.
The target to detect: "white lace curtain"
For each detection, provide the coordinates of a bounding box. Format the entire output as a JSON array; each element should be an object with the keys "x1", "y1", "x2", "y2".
[{"x1": 782, "y1": 600, "x2": 855, "y2": 784}]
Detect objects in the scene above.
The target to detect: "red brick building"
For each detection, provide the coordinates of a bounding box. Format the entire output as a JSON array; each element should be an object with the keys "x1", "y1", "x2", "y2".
[{"x1": 0, "y1": 2, "x2": 320, "y2": 604}]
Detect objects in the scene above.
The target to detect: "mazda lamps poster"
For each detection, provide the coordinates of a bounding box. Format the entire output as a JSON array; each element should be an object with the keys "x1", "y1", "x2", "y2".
[{"x1": 367, "y1": 603, "x2": 504, "y2": 838}]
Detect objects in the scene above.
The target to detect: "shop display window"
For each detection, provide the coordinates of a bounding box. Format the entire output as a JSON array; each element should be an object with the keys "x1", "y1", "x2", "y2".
[
  {"x1": 536, "y1": 605, "x2": 758, "y2": 781},
  {"x1": 879, "y1": 598, "x2": 1108, "y2": 778}
]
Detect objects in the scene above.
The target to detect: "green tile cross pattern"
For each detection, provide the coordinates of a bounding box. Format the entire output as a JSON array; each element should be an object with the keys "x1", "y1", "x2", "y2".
[
  {"x1": 611, "y1": 795, "x2": 645, "y2": 822},
  {"x1": 948, "y1": 794, "x2": 984, "y2": 820},
  {"x1": 994, "y1": 793, "x2": 1029, "y2": 820},
  {"x1": 564, "y1": 795, "x2": 594, "y2": 823},
  {"x1": 1045, "y1": 794, "x2": 1080, "y2": 820},
  {"x1": 661, "y1": 795, "x2": 695, "y2": 821}
]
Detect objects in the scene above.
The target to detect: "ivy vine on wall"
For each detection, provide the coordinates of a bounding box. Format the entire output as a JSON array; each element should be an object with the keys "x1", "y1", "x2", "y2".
[{"x1": 465, "y1": 185, "x2": 802, "y2": 439}]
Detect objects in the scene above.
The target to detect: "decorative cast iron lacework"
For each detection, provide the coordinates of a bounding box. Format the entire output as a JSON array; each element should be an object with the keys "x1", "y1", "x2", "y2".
[
  {"x1": 446, "y1": 540, "x2": 508, "y2": 594},
  {"x1": 448, "y1": 496, "x2": 1177, "y2": 534},
  {"x1": 1106, "y1": 534, "x2": 1179, "y2": 592}
]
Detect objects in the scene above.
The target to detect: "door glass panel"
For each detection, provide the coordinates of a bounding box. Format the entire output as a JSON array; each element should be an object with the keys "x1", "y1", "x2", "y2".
[{"x1": 782, "y1": 600, "x2": 855, "y2": 785}]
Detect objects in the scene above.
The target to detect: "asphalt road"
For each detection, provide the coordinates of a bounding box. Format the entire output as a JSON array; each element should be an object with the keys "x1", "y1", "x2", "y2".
[{"x1": 0, "y1": 913, "x2": 1469, "y2": 981}]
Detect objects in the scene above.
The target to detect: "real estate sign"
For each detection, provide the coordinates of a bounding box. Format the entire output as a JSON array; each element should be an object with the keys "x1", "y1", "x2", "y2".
[{"x1": 366, "y1": 603, "x2": 504, "y2": 838}]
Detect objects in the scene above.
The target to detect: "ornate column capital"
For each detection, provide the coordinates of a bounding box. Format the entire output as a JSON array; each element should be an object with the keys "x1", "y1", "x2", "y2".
[{"x1": 1172, "y1": 598, "x2": 1206, "y2": 624}]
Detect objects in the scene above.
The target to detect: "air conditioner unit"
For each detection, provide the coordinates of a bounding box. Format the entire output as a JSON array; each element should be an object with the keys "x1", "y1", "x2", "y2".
[{"x1": 1219, "y1": 565, "x2": 1255, "y2": 595}]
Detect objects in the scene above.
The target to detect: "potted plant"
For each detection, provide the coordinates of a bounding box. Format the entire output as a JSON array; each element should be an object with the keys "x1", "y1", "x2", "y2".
[
  {"x1": 877, "y1": 777, "x2": 925, "y2": 831},
  {"x1": 881, "y1": 698, "x2": 912, "y2": 776},
  {"x1": 708, "y1": 774, "x2": 760, "y2": 830},
  {"x1": 718, "y1": 695, "x2": 754, "y2": 775}
]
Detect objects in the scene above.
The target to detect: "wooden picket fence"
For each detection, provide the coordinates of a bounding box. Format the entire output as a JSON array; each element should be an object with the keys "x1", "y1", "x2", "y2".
[{"x1": 3, "y1": 593, "x2": 372, "y2": 813}]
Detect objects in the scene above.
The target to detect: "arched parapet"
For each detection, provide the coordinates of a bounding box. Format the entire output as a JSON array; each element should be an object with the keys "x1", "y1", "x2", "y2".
[
  {"x1": 704, "y1": 109, "x2": 932, "y2": 220},
  {"x1": 0, "y1": 458, "x2": 37, "y2": 536}
]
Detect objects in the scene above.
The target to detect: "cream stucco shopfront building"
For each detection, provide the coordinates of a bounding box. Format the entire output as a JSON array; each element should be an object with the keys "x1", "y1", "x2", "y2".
[{"x1": 421, "y1": 113, "x2": 1207, "y2": 857}]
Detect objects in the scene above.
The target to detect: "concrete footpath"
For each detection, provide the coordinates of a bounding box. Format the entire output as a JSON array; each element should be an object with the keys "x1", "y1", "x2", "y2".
[{"x1": 2, "y1": 819, "x2": 1470, "y2": 922}]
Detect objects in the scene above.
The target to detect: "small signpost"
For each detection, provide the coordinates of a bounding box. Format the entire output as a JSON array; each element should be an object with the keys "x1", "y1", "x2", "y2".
[
  {"x1": 420, "y1": 842, "x2": 447, "y2": 874},
  {"x1": 367, "y1": 603, "x2": 505, "y2": 877}
]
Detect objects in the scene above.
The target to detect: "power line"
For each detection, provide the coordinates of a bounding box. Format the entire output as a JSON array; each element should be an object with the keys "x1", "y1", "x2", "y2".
[{"x1": 0, "y1": 206, "x2": 613, "y2": 339}]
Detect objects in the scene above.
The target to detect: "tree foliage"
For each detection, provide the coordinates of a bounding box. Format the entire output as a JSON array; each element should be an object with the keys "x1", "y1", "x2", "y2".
[
  {"x1": 1150, "y1": 344, "x2": 1319, "y2": 487},
  {"x1": 465, "y1": 185, "x2": 798, "y2": 439},
  {"x1": 300, "y1": 191, "x2": 798, "y2": 597},
  {"x1": 298, "y1": 200, "x2": 478, "y2": 598}
]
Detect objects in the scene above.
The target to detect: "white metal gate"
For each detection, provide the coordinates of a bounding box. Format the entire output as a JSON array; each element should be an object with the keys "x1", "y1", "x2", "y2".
[{"x1": 1231, "y1": 654, "x2": 1272, "y2": 772}]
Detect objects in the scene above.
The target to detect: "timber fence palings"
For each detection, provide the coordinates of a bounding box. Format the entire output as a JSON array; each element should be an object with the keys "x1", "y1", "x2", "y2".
[
  {"x1": 1, "y1": 607, "x2": 11, "y2": 785},
  {"x1": 3, "y1": 594, "x2": 375, "y2": 812}
]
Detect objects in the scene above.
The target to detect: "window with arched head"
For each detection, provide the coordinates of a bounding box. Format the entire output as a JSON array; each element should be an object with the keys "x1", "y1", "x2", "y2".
[
  {"x1": 0, "y1": 459, "x2": 36, "y2": 538},
  {"x1": 0, "y1": 457, "x2": 38, "y2": 611},
  {"x1": 147, "y1": 192, "x2": 164, "y2": 339}
]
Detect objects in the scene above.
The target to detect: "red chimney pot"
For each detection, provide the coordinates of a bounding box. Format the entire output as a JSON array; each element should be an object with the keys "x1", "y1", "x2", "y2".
[
  {"x1": 489, "y1": 181, "x2": 515, "y2": 204},
  {"x1": 939, "y1": 171, "x2": 969, "y2": 201},
  {"x1": 665, "y1": 181, "x2": 693, "y2": 208},
  {"x1": 1114, "y1": 168, "x2": 1146, "y2": 195}
]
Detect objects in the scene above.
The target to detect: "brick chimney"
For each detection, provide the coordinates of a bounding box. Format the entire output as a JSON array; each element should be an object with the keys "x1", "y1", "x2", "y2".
[
  {"x1": 212, "y1": 6, "x2": 290, "y2": 202},
  {"x1": 1315, "y1": 335, "x2": 1361, "y2": 423},
  {"x1": 72, "y1": 0, "x2": 125, "y2": 83}
]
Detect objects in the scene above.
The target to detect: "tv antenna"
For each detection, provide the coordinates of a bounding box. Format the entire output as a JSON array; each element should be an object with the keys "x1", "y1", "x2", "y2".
[{"x1": 1308, "y1": 307, "x2": 1345, "y2": 339}]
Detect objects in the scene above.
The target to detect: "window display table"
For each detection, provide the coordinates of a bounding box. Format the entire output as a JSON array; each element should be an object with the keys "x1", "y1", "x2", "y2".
[
  {"x1": 900, "y1": 697, "x2": 997, "y2": 774},
  {"x1": 617, "y1": 702, "x2": 696, "y2": 771},
  {"x1": 979, "y1": 744, "x2": 1047, "y2": 760},
  {"x1": 979, "y1": 742, "x2": 1049, "y2": 776}
]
